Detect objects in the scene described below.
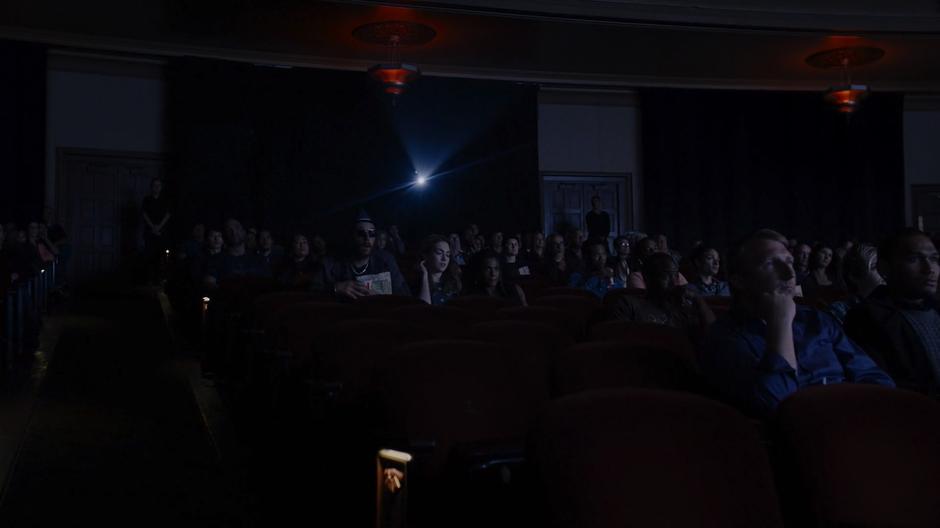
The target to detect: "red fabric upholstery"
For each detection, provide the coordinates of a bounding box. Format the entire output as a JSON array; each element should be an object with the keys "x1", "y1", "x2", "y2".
[
  {"x1": 252, "y1": 291, "x2": 333, "y2": 331},
  {"x1": 540, "y1": 286, "x2": 600, "y2": 302},
  {"x1": 554, "y1": 341, "x2": 702, "y2": 396},
  {"x1": 530, "y1": 294, "x2": 600, "y2": 331},
  {"x1": 469, "y1": 319, "x2": 570, "y2": 419},
  {"x1": 495, "y1": 306, "x2": 583, "y2": 339},
  {"x1": 378, "y1": 304, "x2": 483, "y2": 337},
  {"x1": 354, "y1": 294, "x2": 424, "y2": 316},
  {"x1": 588, "y1": 320, "x2": 697, "y2": 367},
  {"x1": 533, "y1": 389, "x2": 784, "y2": 528},
  {"x1": 601, "y1": 288, "x2": 646, "y2": 308},
  {"x1": 378, "y1": 340, "x2": 540, "y2": 479},
  {"x1": 446, "y1": 295, "x2": 515, "y2": 314},
  {"x1": 281, "y1": 301, "x2": 362, "y2": 369},
  {"x1": 312, "y1": 318, "x2": 426, "y2": 402},
  {"x1": 514, "y1": 276, "x2": 549, "y2": 300},
  {"x1": 774, "y1": 385, "x2": 940, "y2": 528}
]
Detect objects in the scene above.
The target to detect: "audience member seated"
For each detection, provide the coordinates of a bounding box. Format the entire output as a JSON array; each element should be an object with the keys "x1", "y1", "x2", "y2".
[
  {"x1": 245, "y1": 226, "x2": 258, "y2": 253},
  {"x1": 564, "y1": 228, "x2": 585, "y2": 268},
  {"x1": 568, "y1": 241, "x2": 623, "y2": 299},
  {"x1": 827, "y1": 243, "x2": 883, "y2": 324},
  {"x1": 204, "y1": 218, "x2": 269, "y2": 288},
  {"x1": 180, "y1": 223, "x2": 205, "y2": 261},
  {"x1": 277, "y1": 234, "x2": 323, "y2": 290},
  {"x1": 802, "y1": 243, "x2": 836, "y2": 298},
  {"x1": 654, "y1": 233, "x2": 682, "y2": 263},
  {"x1": 417, "y1": 234, "x2": 461, "y2": 305},
  {"x1": 500, "y1": 235, "x2": 529, "y2": 282},
  {"x1": 792, "y1": 243, "x2": 811, "y2": 285},
  {"x1": 322, "y1": 211, "x2": 410, "y2": 299},
  {"x1": 310, "y1": 234, "x2": 328, "y2": 262},
  {"x1": 386, "y1": 224, "x2": 406, "y2": 255},
  {"x1": 844, "y1": 229, "x2": 940, "y2": 397},
  {"x1": 447, "y1": 233, "x2": 466, "y2": 267},
  {"x1": 610, "y1": 253, "x2": 713, "y2": 339},
  {"x1": 488, "y1": 231, "x2": 503, "y2": 254},
  {"x1": 30, "y1": 222, "x2": 57, "y2": 264},
  {"x1": 524, "y1": 231, "x2": 545, "y2": 268},
  {"x1": 701, "y1": 229, "x2": 894, "y2": 418},
  {"x1": 256, "y1": 229, "x2": 283, "y2": 273},
  {"x1": 627, "y1": 237, "x2": 688, "y2": 289},
  {"x1": 606, "y1": 236, "x2": 631, "y2": 277},
  {"x1": 9, "y1": 225, "x2": 40, "y2": 278},
  {"x1": 0, "y1": 225, "x2": 11, "y2": 295},
  {"x1": 467, "y1": 251, "x2": 526, "y2": 306},
  {"x1": 540, "y1": 233, "x2": 577, "y2": 286},
  {"x1": 685, "y1": 245, "x2": 730, "y2": 297}
]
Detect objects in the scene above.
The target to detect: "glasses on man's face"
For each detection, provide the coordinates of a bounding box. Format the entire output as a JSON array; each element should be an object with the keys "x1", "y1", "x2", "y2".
[
  {"x1": 618, "y1": 241, "x2": 630, "y2": 247},
  {"x1": 356, "y1": 229, "x2": 377, "y2": 239}
]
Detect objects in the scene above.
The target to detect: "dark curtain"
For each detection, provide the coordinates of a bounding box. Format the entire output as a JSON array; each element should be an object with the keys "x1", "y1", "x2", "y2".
[
  {"x1": 167, "y1": 58, "x2": 539, "y2": 245},
  {"x1": 640, "y1": 89, "x2": 905, "y2": 252},
  {"x1": 0, "y1": 40, "x2": 46, "y2": 223}
]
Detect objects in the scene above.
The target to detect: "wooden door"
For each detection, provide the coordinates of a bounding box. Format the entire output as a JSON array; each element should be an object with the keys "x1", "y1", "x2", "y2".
[
  {"x1": 56, "y1": 149, "x2": 165, "y2": 284},
  {"x1": 545, "y1": 182, "x2": 585, "y2": 235},
  {"x1": 912, "y1": 185, "x2": 940, "y2": 233}
]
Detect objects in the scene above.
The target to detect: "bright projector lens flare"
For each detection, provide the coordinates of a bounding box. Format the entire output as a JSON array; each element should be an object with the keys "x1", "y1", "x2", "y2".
[{"x1": 415, "y1": 175, "x2": 427, "y2": 186}]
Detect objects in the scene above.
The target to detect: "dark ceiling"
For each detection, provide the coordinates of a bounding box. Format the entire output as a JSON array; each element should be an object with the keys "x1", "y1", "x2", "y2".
[{"x1": 2, "y1": 0, "x2": 940, "y2": 91}]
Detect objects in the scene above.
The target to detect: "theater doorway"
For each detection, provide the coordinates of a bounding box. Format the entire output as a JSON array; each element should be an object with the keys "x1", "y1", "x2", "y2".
[
  {"x1": 55, "y1": 148, "x2": 165, "y2": 285},
  {"x1": 541, "y1": 173, "x2": 632, "y2": 242}
]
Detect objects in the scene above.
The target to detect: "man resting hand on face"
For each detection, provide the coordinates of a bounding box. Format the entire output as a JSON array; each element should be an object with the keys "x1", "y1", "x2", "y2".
[{"x1": 700, "y1": 229, "x2": 894, "y2": 418}]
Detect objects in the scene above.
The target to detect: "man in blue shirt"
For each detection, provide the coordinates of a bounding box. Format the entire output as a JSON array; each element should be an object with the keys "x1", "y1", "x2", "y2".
[{"x1": 701, "y1": 229, "x2": 893, "y2": 417}]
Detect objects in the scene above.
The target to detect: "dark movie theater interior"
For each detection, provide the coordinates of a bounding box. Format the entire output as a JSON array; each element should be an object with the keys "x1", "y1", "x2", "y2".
[{"x1": 2, "y1": 1, "x2": 940, "y2": 526}]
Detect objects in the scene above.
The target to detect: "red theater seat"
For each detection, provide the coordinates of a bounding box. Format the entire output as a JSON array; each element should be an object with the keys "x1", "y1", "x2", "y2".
[
  {"x1": 774, "y1": 385, "x2": 940, "y2": 528},
  {"x1": 495, "y1": 306, "x2": 583, "y2": 339},
  {"x1": 446, "y1": 295, "x2": 515, "y2": 314},
  {"x1": 379, "y1": 304, "x2": 483, "y2": 336},
  {"x1": 378, "y1": 340, "x2": 541, "y2": 478},
  {"x1": 533, "y1": 389, "x2": 784, "y2": 528},
  {"x1": 588, "y1": 320, "x2": 697, "y2": 367},
  {"x1": 355, "y1": 294, "x2": 424, "y2": 316},
  {"x1": 539, "y1": 286, "x2": 599, "y2": 302},
  {"x1": 530, "y1": 294, "x2": 600, "y2": 329},
  {"x1": 553, "y1": 341, "x2": 702, "y2": 396},
  {"x1": 281, "y1": 301, "x2": 361, "y2": 369}
]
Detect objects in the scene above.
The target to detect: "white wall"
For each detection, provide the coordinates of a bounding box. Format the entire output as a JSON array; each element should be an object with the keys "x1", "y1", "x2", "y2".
[
  {"x1": 538, "y1": 89, "x2": 642, "y2": 229},
  {"x1": 903, "y1": 96, "x2": 940, "y2": 225},
  {"x1": 45, "y1": 51, "x2": 166, "y2": 209}
]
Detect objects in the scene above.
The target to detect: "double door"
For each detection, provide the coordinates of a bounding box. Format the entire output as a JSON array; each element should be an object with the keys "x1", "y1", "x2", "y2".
[{"x1": 542, "y1": 175, "x2": 630, "y2": 241}]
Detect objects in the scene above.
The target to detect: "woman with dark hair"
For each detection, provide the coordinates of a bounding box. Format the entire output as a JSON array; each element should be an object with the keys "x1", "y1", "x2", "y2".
[
  {"x1": 469, "y1": 252, "x2": 526, "y2": 306},
  {"x1": 417, "y1": 234, "x2": 462, "y2": 305},
  {"x1": 685, "y1": 246, "x2": 730, "y2": 297},
  {"x1": 802, "y1": 244, "x2": 836, "y2": 298},
  {"x1": 607, "y1": 236, "x2": 632, "y2": 280}
]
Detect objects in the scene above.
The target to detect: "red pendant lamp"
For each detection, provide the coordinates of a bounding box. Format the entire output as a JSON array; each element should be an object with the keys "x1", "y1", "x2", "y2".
[
  {"x1": 806, "y1": 46, "x2": 884, "y2": 114},
  {"x1": 354, "y1": 21, "x2": 436, "y2": 96}
]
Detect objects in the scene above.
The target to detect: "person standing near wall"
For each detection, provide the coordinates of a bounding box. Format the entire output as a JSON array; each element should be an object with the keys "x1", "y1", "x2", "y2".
[
  {"x1": 142, "y1": 177, "x2": 171, "y2": 284},
  {"x1": 585, "y1": 195, "x2": 611, "y2": 253}
]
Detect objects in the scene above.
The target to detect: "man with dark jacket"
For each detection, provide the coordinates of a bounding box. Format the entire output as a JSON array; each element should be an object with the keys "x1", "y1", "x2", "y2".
[{"x1": 845, "y1": 229, "x2": 940, "y2": 397}]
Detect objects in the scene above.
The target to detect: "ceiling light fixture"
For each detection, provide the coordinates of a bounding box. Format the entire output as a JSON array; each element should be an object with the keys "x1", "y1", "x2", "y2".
[
  {"x1": 806, "y1": 46, "x2": 885, "y2": 114},
  {"x1": 353, "y1": 21, "x2": 436, "y2": 97}
]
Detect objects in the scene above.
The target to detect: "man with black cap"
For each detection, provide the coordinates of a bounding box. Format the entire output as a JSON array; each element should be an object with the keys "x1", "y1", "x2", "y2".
[{"x1": 323, "y1": 210, "x2": 410, "y2": 299}]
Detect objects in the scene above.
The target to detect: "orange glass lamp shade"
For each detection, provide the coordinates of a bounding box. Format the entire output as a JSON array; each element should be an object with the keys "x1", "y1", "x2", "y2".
[
  {"x1": 824, "y1": 84, "x2": 869, "y2": 114},
  {"x1": 368, "y1": 63, "x2": 420, "y2": 95}
]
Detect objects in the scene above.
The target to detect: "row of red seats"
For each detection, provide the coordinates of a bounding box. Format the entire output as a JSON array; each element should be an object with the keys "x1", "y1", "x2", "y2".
[{"x1": 534, "y1": 385, "x2": 940, "y2": 528}]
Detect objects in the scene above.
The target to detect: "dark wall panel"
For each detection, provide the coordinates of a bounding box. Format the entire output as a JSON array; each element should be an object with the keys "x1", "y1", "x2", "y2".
[
  {"x1": 0, "y1": 40, "x2": 46, "y2": 223},
  {"x1": 641, "y1": 89, "x2": 905, "y2": 251}
]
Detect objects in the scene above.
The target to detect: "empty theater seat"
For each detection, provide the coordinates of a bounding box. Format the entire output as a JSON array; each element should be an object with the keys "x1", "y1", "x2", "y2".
[
  {"x1": 532, "y1": 388, "x2": 784, "y2": 528},
  {"x1": 553, "y1": 341, "x2": 702, "y2": 396},
  {"x1": 773, "y1": 384, "x2": 940, "y2": 528}
]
